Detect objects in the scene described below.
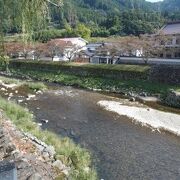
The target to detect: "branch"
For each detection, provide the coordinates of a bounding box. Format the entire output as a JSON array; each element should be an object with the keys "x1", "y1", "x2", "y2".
[{"x1": 46, "y1": 0, "x2": 63, "y2": 7}]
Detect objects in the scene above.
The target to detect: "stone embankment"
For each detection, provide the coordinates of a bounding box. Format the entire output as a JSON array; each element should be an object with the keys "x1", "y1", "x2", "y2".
[{"x1": 0, "y1": 112, "x2": 69, "y2": 180}]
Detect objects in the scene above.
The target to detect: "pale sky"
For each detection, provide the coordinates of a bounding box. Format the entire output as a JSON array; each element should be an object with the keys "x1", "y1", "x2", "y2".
[{"x1": 146, "y1": 0, "x2": 163, "y2": 2}]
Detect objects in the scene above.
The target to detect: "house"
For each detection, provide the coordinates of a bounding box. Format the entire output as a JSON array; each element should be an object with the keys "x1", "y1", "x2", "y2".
[
  {"x1": 156, "y1": 21, "x2": 180, "y2": 58},
  {"x1": 47, "y1": 37, "x2": 88, "y2": 61},
  {"x1": 86, "y1": 42, "x2": 142, "y2": 64},
  {"x1": 90, "y1": 55, "x2": 120, "y2": 64},
  {"x1": 85, "y1": 42, "x2": 117, "y2": 64},
  {"x1": 85, "y1": 43, "x2": 104, "y2": 56}
]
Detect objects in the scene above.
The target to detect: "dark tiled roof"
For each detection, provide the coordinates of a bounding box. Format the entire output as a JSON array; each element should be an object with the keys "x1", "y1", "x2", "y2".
[{"x1": 160, "y1": 22, "x2": 180, "y2": 35}]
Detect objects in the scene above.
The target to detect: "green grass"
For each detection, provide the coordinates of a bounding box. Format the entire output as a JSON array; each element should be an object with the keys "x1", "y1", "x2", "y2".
[
  {"x1": 24, "y1": 82, "x2": 47, "y2": 91},
  {"x1": 0, "y1": 96, "x2": 97, "y2": 180},
  {"x1": 63, "y1": 63, "x2": 150, "y2": 73},
  {"x1": 10, "y1": 69, "x2": 179, "y2": 97},
  {"x1": 0, "y1": 75, "x2": 47, "y2": 92},
  {"x1": 0, "y1": 76, "x2": 21, "y2": 85},
  {"x1": 4, "y1": 34, "x2": 23, "y2": 42},
  {"x1": 10, "y1": 60, "x2": 150, "y2": 73}
]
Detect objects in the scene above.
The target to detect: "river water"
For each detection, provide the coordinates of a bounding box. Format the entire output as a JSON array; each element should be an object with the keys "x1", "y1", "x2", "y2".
[
  {"x1": 1, "y1": 83, "x2": 180, "y2": 180},
  {"x1": 23, "y1": 85, "x2": 180, "y2": 180}
]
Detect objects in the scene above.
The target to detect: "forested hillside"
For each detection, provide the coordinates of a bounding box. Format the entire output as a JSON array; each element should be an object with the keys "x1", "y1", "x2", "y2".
[
  {"x1": 49, "y1": 0, "x2": 164, "y2": 37},
  {"x1": 3, "y1": 0, "x2": 180, "y2": 39},
  {"x1": 161, "y1": 0, "x2": 180, "y2": 20}
]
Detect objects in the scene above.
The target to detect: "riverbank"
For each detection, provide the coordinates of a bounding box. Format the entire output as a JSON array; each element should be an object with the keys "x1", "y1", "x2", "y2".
[
  {"x1": 98, "y1": 100, "x2": 180, "y2": 136},
  {"x1": 1, "y1": 75, "x2": 180, "y2": 179},
  {"x1": 0, "y1": 77, "x2": 97, "y2": 180},
  {"x1": 1, "y1": 61, "x2": 179, "y2": 108},
  {"x1": 5, "y1": 67, "x2": 179, "y2": 107},
  {"x1": 0, "y1": 114, "x2": 65, "y2": 179}
]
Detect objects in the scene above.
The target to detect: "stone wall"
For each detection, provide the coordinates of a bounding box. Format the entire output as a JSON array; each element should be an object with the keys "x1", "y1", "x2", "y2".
[
  {"x1": 9, "y1": 60, "x2": 149, "y2": 81},
  {"x1": 149, "y1": 65, "x2": 180, "y2": 85},
  {"x1": 7, "y1": 61, "x2": 180, "y2": 85}
]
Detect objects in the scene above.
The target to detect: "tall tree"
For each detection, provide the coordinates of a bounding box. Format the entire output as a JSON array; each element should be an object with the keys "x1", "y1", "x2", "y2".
[{"x1": 0, "y1": 0, "x2": 62, "y2": 69}]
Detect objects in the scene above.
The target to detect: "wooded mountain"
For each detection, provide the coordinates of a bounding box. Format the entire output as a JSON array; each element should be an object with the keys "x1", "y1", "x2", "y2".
[
  {"x1": 161, "y1": 0, "x2": 180, "y2": 12},
  {"x1": 49, "y1": 0, "x2": 180, "y2": 37},
  {"x1": 3, "y1": 0, "x2": 180, "y2": 39}
]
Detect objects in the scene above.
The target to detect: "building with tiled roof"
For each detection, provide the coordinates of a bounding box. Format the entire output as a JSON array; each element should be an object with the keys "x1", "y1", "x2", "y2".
[{"x1": 158, "y1": 21, "x2": 180, "y2": 59}]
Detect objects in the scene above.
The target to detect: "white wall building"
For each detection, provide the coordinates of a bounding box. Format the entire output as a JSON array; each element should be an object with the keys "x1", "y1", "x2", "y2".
[{"x1": 54, "y1": 37, "x2": 88, "y2": 61}]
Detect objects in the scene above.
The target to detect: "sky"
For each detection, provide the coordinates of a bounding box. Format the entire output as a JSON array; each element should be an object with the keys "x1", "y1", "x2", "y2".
[{"x1": 146, "y1": 0, "x2": 163, "y2": 2}]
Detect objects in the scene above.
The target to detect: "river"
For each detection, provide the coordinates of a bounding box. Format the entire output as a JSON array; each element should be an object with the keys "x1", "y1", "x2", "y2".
[{"x1": 23, "y1": 85, "x2": 180, "y2": 180}]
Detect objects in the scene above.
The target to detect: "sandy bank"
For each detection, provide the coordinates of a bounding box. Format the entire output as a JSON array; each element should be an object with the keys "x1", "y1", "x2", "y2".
[{"x1": 98, "y1": 100, "x2": 180, "y2": 136}]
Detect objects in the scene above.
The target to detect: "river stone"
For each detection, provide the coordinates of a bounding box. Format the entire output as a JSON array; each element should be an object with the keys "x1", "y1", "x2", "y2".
[
  {"x1": 9, "y1": 93, "x2": 13, "y2": 97},
  {"x1": 42, "y1": 152, "x2": 50, "y2": 161},
  {"x1": 165, "y1": 90, "x2": 180, "y2": 108},
  {"x1": 18, "y1": 100, "x2": 23, "y2": 103},
  {"x1": 139, "y1": 92, "x2": 147, "y2": 97},
  {"x1": 129, "y1": 97, "x2": 136, "y2": 102},
  {"x1": 41, "y1": 119, "x2": 48, "y2": 123},
  {"x1": 1, "y1": 88, "x2": 6, "y2": 91},
  {"x1": 27, "y1": 173, "x2": 43, "y2": 180},
  {"x1": 53, "y1": 160, "x2": 65, "y2": 170},
  {"x1": 6, "y1": 143, "x2": 16, "y2": 154},
  {"x1": 45, "y1": 146, "x2": 55, "y2": 157}
]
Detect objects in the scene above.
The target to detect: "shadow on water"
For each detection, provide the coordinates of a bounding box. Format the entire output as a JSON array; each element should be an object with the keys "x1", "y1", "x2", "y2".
[{"x1": 1, "y1": 83, "x2": 180, "y2": 180}]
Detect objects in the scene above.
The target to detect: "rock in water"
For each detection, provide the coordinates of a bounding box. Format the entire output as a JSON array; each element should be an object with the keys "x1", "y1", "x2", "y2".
[
  {"x1": 41, "y1": 119, "x2": 48, "y2": 123},
  {"x1": 129, "y1": 97, "x2": 135, "y2": 102}
]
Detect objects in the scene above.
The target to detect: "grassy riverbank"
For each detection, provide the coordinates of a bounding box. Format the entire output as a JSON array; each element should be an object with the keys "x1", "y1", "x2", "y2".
[
  {"x1": 2, "y1": 60, "x2": 178, "y2": 96},
  {"x1": 0, "y1": 96, "x2": 97, "y2": 180},
  {"x1": 10, "y1": 68, "x2": 179, "y2": 97},
  {"x1": 0, "y1": 75, "x2": 47, "y2": 91}
]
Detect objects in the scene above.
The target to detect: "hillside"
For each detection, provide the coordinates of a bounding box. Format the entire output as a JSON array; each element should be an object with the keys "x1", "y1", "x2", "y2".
[
  {"x1": 3, "y1": 0, "x2": 180, "y2": 38},
  {"x1": 161, "y1": 0, "x2": 180, "y2": 11},
  {"x1": 49, "y1": 0, "x2": 165, "y2": 37}
]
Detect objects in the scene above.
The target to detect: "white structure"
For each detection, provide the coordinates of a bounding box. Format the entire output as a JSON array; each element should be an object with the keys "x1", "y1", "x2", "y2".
[
  {"x1": 59, "y1": 37, "x2": 88, "y2": 48},
  {"x1": 54, "y1": 37, "x2": 88, "y2": 61},
  {"x1": 90, "y1": 56, "x2": 119, "y2": 64}
]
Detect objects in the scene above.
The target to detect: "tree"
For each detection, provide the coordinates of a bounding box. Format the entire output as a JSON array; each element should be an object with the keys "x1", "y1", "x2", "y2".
[
  {"x1": 46, "y1": 40, "x2": 60, "y2": 61},
  {"x1": 5, "y1": 42, "x2": 22, "y2": 58},
  {"x1": 0, "y1": 0, "x2": 62, "y2": 62},
  {"x1": 33, "y1": 43, "x2": 47, "y2": 60},
  {"x1": 63, "y1": 44, "x2": 82, "y2": 62},
  {"x1": 139, "y1": 33, "x2": 171, "y2": 63},
  {"x1": 75, "y1": 23, "x2": 91, "y2": 39}
]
